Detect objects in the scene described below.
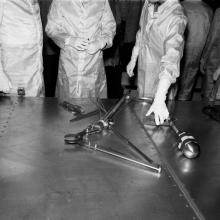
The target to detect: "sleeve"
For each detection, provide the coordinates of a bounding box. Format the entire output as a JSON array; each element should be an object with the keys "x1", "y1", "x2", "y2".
[
  {"x1": 45, "y1": 0, "x2": 71, "y2": 49},
  {"x1": 159, "y1": 15, "x2": 187, "y2": 84},
  {"x1": 0, "y1": 0, "x2": 11, "y2": 89},
  {"x1": 100, "y1": 0, "x2": 116, "y2": 49}
]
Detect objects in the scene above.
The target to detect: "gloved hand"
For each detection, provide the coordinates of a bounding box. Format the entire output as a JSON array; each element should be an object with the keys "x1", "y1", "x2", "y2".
[
  {"x1": 0, "y1": 74, "x2": 12, "y2": 93},
  {"x1": 126, "y1": 60, "x2": 136, "y2": 77},
  {"x1": 126, "y1": 46, "x2": 138, "y2": 77},
  {"x1": 213, "y1": 66, "x2": 220, "y2": 81},
  {"x1": 146, "y1": 99, "x2": 169, "y2": 125},
  {"x1": 146, "y1": 78, "x2": 171, "y2": 125},
  {"x1": 87, "y1": 40, "x2": 105, "y2": 55},
  {"x1": 68, "y1": 37, "x2": 89, "y2": 51}
]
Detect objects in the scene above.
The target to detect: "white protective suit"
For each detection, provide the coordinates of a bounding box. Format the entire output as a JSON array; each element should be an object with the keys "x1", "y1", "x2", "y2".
[
  {"x1": 130, "y1": 0, "x2": 187, "y2": 98},
  {"x1": 46, "y1": 0, "x2": 116, "y2": 100},
  {"x1": 0, "y1": 0, "x2": 44, "y2": 96}
]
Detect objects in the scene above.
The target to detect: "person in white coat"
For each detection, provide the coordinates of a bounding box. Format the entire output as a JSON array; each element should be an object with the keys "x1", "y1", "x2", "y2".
[
  {"x1": 46, "y1": 0, "x2": 116, "y2": 100},
  {"x1": 127, "y1": 0, "x2": 187, "y2": 125},
  {"x1": 0, "y1": 0, "x2": 44, "y2": 96}
]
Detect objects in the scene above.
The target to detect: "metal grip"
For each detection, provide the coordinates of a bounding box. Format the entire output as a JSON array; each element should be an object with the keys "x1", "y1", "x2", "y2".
[{"x1": 102, "y1": 93, "x2": 130, "y2": 122}]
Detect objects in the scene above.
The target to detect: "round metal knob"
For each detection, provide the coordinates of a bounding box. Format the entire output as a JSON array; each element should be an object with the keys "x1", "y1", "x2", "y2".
[{"x1": 182, "y1": 141, "x2": 200, "y2": 159}]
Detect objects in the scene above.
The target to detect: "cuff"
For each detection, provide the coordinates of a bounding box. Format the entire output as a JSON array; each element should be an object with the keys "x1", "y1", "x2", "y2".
[
  {"x1": 154, "y1": 78, "x2": 171, "y2": 103},
  {"x1": 65, "y1": 36, "x2": 72, "y2": 46}
]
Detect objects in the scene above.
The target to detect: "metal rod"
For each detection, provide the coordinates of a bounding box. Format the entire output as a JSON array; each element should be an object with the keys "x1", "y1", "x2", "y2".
[
  {"x1": 169, "y1": 120, "x2": 179, "y2": 134},
  {"x1": 86, "y1": 143, "x2": 161, "y2": 173},
  {"x1": 112, "y1": 128, "x2": 154, "y2": 164},
  {"x1": 102, "y1": 93, "x2": 130, "y2": 122},
  {"x1": 70, "y1": 109, "x2": 99, "y2": 122}
]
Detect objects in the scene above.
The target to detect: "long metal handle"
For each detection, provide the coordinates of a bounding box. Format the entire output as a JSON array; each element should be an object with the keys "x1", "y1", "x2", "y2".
[
  {"x1": 102, "y1": 93, "x2": 130, "y2": 122},
  {"x1": 112, "y1": 128, "x2": 154, "y2": 164},
  {"x1": 86, "y1": 143, "x2": 161, "y2": 173},
  {"x1": 169, "y1": 120, "x2": 180, "y2": 134}
]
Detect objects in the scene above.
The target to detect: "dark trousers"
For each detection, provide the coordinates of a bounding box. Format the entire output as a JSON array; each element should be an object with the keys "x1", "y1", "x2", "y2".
[
  {"x1": 105, "y1": 66, "x2": 123, "y2": 99},
  {"x1": 43, "y1": 54, "x2": 59, "y2": 97}
]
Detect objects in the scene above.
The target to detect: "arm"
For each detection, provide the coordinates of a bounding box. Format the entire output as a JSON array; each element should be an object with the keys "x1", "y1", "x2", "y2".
[
  {"x1": 100, "y1": 0, "x2": 116, "y2": 49},
  {"x1": 126, "y1": 2, "x2": 146, "y2": 76},
  {"x1": 87, "y1": 0, "x2": 116, "y2": 55},
  {"x1": 0, "y1": 1, "x2": 12, "y2": 93},
  {"x1": 159, "y1": 16, "x2": 187, "y2": 85},
  {"x1": 129, "y1": 1, "x2": 146, "y2": 64},
  {"x1": 147, "y1": 15, "x2": 187, "y2": 125},
  {"x1": 45, "y1": 0, "x2": 71, "y2": 49}
]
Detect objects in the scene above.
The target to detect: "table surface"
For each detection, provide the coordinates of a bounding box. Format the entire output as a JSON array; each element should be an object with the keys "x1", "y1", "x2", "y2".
[{"x1": 0, "y1": 96, "x2": 219, "y2": 220}]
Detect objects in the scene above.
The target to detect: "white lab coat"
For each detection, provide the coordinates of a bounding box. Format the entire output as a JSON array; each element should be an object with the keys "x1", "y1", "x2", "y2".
[
  {"x1": 46, "y1": 0, "x2": 116, "y2": 100},
  {"x1": 0, "y1": 0, "x2": 44, "y2": 96},
  {"x1": 133, "y1": 0, "x2": 187, "y2": 98}
]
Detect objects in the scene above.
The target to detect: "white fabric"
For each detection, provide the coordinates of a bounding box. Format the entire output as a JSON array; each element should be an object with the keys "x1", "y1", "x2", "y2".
[
  {"x1": 129, "y1": 0, "x2": 187, "y2": 125},
  {"x1": 146, "y1": 78, "x2": 171, "y2": 125},
  {"x1": 0, "y1": 0, "x2": 44, "y2": 96},
  {"x1": 213, "y1": 66, "x2": 220, "y2": 81},
  {"x1": 131, "y1": 0, "x2": 187, "y2": 98},
  {"x1": 46, "y1": 0, "x2": 116, "y2": 99}
]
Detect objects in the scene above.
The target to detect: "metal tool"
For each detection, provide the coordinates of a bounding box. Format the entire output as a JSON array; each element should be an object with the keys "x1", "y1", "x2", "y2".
[
  {"x1": 169, "y1": 120, "x2": 200, "y2": 159},
  {"x1": 70, "y1": 109, "x2": 100, "y2": 122},
  {"x1": 144, "y1": 115, "x2": 200, "y2": 159},
  {"x1": 65, "y1": 93, "x2": 161, "y2": 173},
  {"x1": 65, "y1": 93, "x2": 131, "y2": 143},
  {"x1": 84, "y1": 142, "x2": 161, "y2": 173},
  {"x1": 60, "y1": 101, "x2": 84, "y2": 115},
  {"x1": 70, "y1": 97, "x2": 107, "y2": 122},
  {"x1": 136, "y1": 96, "x2": 200, "y2": 159}
]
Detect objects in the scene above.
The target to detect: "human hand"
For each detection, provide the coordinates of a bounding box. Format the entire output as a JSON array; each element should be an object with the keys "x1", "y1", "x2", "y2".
[
  {"x1": 87, "y1": 40, "x2": 105, "y2": 55},
  {"x1": 69, "y1": 37, "x2": 89, "y2": 51},
  {"x1": 146, "y1": 100, "x2": 169, "y2": 125},
  {"x1": 213, "y1": 66, "x2": 220, "y2": 81},
  {"x1": 126, "y1": 60, "x2": 135, "y2": 77},
  {"x1": 0, "y1": 74, "x2": 12, "y2": 93}
]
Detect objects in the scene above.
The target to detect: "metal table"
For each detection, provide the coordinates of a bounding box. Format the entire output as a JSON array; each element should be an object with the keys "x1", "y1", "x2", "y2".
[{"x1": 0, "y1": 96, "x2": 219, "y2": 220}]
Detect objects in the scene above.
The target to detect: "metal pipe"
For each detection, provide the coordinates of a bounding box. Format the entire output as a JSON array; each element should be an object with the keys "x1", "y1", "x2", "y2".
[
  {"x1": 112, "y1": 128, "x2": 154, "y2": 164},
  {"x1": 85, "y1": 143, "x2": 161, "y2": 173},
  {"x1": 101, "y1": 93, "x2": 130, "y2": 122},
  {"x1": 169, "y1": 120, "x2": 179, "y2": 134},
  {"x1": 168, "y1": 119, "x2": 200, "y2": 159}
]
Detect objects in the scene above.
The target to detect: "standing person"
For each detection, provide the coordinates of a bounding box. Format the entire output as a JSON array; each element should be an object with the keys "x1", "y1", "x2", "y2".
[
  {"x1": 0, "y1": 0, "x2": 44, "y2": 96},
  {"x1": 46, "y1": 0, "x2": 116, "y2": 100},
  {"x1": 177, "y1": 0, "x2": 213, "y2": 101},
  {"x1": 127, "y1": 0, "x2": 187, "y2": 125}
]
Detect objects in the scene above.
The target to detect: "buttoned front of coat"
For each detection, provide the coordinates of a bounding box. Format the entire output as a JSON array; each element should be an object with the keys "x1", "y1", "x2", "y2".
[{"x1": 46, "y1": 0, "x2": 116, "y2": 99}]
